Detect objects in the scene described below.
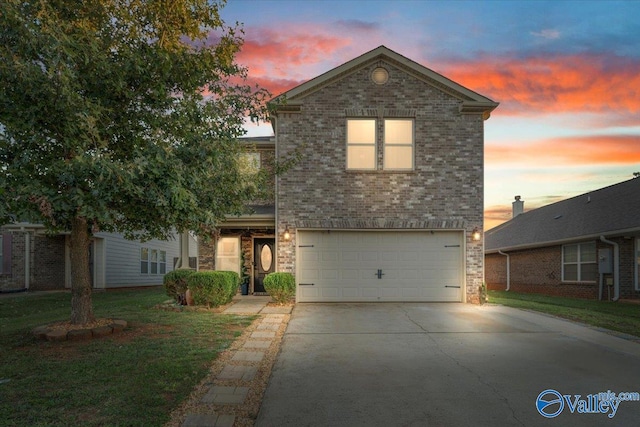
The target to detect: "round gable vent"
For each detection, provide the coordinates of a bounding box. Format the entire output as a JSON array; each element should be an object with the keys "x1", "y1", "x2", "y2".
[{"x1": 371, "y1": 67, "x2": 389, "y2": 85}]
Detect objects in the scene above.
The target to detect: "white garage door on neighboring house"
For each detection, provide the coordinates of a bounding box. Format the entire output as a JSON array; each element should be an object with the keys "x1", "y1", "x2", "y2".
[{"x1": 296, "y1": 230, "x2": 464, "y2": 302}]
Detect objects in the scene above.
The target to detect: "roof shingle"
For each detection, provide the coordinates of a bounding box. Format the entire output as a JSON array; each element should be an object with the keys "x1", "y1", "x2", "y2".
[{"x1": 485, "y1": 178, "x2": 640, "y2": 252}]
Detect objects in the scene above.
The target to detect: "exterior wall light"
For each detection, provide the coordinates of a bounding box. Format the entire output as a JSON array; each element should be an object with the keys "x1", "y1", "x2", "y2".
[
  {"x1": 472, "y1": 227, "x2": 481, "y2": 241},
  {"x1": 283, "y1": 226, "x2": 291, "y2": 241}
]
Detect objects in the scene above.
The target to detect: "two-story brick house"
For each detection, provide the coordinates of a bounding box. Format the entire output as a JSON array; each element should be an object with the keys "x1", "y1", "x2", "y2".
[{"x1": 201, "y1": 46, "x2": 498, "y2": 303}]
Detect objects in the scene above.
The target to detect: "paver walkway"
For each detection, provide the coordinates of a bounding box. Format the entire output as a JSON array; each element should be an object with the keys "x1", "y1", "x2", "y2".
[{"x1": 177, "y1": 296, "x2": 292, "y2": 427}]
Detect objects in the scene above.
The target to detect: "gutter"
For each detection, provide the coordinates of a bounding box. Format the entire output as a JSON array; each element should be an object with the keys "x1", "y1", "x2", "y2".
[
  {"x1": 600, "y1": 236, "x2": 620, "y2": 302},
  {"x1": 485, "y1": 226, "x2": 640, "y2": 254},
  {"x1": 498, "y1": 250, "x2": 510, "y2": 291}
]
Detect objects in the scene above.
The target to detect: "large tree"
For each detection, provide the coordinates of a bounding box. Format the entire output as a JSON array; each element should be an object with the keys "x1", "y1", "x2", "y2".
[{"x1": 0, "y1": 0, "x2": 270, "y2": 324}]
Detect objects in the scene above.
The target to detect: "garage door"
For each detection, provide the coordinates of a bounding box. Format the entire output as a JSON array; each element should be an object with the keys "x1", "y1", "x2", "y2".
[{"x1": 297, "y1": 230, "x2": 463, "y2": 302}]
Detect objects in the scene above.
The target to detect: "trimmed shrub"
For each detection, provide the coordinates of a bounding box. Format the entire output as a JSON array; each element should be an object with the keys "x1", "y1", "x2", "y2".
[
  {"x1": 163, "y1": 269, "x2": 196, "y2": 305},
  {"x1": 219, "y1": 271, "x2": 241, "y2": 290},
  {"x1": 186, "y1": 271, "x2": 239, "y2": 308},
  {"x1": 263, "y1": 272, "x2": 295, "y2": 305}
]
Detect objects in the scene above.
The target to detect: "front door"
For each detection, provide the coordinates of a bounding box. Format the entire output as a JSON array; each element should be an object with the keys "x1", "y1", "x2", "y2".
[{"x1": 253, "y1": 238, "x2": 275, "y2": 293}]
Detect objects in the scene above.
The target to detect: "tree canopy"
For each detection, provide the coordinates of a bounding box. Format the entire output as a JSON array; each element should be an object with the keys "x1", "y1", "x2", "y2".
[{"x1": 0, "y1": 0, "x2": 271, "y2": 323}]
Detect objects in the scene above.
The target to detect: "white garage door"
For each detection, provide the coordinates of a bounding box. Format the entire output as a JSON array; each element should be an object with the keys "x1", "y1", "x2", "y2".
[{"x1": 297, "y1": 230, "x2": 463, "y2": 302}]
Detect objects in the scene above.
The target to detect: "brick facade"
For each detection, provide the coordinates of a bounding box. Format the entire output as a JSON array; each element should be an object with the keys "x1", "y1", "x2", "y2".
[
  {"x1": 0, "y1": 232, "x2": 65, "y2": 292},
  {"x1": 31, "y1": 235, "x2": 66, "y2": 291},
  {"x1": 199, "y1": 229, "x2": 275, "y2": 293},
  {"x1": 199, "y1": 144, "x2": 277, "y2": 287},
  {"x1": 275, "y1": 59, "x2": 486, "y2": 303},
  {"x1": 1, "y1": 232, "x2": 26, "y2": 291},
  {"x1": 486, "y1": 237, "x2": 639, "y2": 300}
]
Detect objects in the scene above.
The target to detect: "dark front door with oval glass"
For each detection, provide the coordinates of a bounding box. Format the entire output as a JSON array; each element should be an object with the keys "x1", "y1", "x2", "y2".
[{"x1": 253, "y1": 238, "x2": 275, "y2": 293}]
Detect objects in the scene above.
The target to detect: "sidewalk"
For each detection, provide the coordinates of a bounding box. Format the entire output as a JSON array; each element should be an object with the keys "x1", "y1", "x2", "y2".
[{"x1": 171, "y1": 295, "x2": 293, "y2": 427}]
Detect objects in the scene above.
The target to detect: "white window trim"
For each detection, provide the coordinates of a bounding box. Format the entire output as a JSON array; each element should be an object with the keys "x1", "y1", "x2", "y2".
[
  {"x1": 562, "y1": 242, "x2": 596, "y2": 283},
  {"x1": 346, "y1": 118, "x2": 377, "y2": 171},
  {"x1": 140, "y1": 247, "x2": 166, "y2": 275},
  {"x1": 383, "y1": 118, "x2": 415, "y2": 171},
  {"x1": 0, "y1": 235, "x2": 3, "y2": 274},
  {"x1": 346, "y1": 118, "x2": 415, "y2": 171}
]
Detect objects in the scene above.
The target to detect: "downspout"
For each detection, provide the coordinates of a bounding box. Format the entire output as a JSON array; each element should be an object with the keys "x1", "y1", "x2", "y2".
[
  {"x1": 176, "y1": 231, "x2": 191, "y2": 270},
  {"x1": 600, "y1": 236, "x2": 619, "y2": 301},
  {"x1": 498, "y1": 250, "x2": 510, "y2": 291}
]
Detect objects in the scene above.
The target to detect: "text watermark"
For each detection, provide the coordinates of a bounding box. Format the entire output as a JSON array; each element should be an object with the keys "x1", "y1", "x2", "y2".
[{"x1": 536, "y1": 389, "x2": 640, "y2": 419}]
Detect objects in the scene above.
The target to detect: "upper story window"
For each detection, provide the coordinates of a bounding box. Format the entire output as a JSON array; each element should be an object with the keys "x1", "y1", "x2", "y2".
[
  {"x1": 347, "y1": 119, "x2": 376, "y2": 170},
  {"x1": 346, "y1": 118, "x2": 414, "y2": 171},
  {"x1": 562, "y1": 242, "x2": 596, "y2": 282},
  {"x1": 384, "y1": 119, "x2": 414, "y2": 170},
  {"x1": 239, "y1": 152, "x2": 261, "y2": 174}
]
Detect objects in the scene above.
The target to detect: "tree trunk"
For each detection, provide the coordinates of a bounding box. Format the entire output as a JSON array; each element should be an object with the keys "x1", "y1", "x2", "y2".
[{"x1": 70, "y1": 216, "x2": 95, "y2": 325}]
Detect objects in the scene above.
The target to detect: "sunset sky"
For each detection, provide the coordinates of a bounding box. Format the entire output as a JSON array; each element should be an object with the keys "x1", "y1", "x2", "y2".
[{"x1": 220, "y1": 0, "x2": 640, "y2": 230}]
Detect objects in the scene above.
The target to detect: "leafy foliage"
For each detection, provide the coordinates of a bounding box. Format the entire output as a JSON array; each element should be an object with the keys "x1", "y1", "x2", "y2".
[
  {"x1": 0, "y1": 0, "x2": 270, "y2": 237},
  {"x1": 163, "y1": 269, "x2": 197, "y2": 305},
  {"x1": 187, "y1": 270, "x2": 238, "y2": 308},
  {"x1": 263, "y1": 272, "x2": 295, "y2": 304},
  {"x1": 0, "y1": 0, "x2": 272, "y2": 323}
]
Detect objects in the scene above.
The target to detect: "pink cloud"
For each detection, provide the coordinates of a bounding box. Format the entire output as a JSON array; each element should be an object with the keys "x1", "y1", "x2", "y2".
[
  {"x1": 233, "y1": 25, "x2": 352, "y2": 96},
  {"x1": 486, "y1": 135, "x2": 640, "y2": 166},
  {"x1": 441, "y1": 53, "x2": 640, "y2": 115}
]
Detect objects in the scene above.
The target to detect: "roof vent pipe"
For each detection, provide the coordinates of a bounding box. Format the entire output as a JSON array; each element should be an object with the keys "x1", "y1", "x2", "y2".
[
  {"x1": 600, "y1": 236, "x2": 619, "y2": 302},
  {"x1": 512, "y1": 196, "x2": 524, "y2": 218}
]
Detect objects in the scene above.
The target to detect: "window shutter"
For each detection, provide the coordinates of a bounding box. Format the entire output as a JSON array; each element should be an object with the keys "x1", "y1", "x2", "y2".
[{"x1": 2, "y1": 233, "x2": 12, "y2": 274}]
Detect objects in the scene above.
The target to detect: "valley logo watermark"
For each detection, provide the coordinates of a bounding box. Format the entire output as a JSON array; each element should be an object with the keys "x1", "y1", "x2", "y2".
[{"x1": 536, "y1": 389, "x2": 640, "y2": 419}]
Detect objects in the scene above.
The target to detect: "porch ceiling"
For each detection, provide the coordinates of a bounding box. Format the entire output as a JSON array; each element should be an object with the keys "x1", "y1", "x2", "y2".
[{"x1": 218, "y1": 205, "x2": 275, "y2": 229}]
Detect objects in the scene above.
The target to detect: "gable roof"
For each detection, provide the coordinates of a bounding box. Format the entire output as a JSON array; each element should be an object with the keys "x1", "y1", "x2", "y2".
[
  {"x1": 270, "y1": 45, "x2": 498, "y2": 118},
  {"x1": 485, "y1": 178, "x2": 640, "y2": 253}
]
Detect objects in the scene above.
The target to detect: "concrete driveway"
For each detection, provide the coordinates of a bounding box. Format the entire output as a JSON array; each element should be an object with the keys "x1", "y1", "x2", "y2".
[{"x1": 256, "y1": 303, "x2": 640, "y2": 426}]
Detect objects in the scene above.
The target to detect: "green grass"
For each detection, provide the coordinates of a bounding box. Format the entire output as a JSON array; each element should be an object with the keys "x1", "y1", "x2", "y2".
[
  {"x1": 0, "y1": 288, "x2": 255, "y2": 427},
  {"x1": 488, "y1": 290, "x2": 640, "y2": 338}
]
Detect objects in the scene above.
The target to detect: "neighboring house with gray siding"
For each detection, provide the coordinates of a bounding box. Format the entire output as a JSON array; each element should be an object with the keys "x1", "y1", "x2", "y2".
[
  {"x1": 485, "y1": 178, "x2": 640, "y2": 300},
  {"x1": 201, "y1": 46, "x2": 498, "y2": 303},
  {"x1": 0, "y1": 225, "x2": 197, "y2": 292}
]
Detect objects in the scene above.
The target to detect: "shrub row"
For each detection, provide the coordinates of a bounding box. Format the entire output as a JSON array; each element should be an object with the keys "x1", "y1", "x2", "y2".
[
  {"x1": 165, "y1": 270, "x2": 295, "y2": 306},
  {"x1": 163, "y1": 269, "x2": 196, "y2": 305},
  {"x1": 164, "y1": 270, "x2": 239, "y2": 308},
  {"x1": 263, "y1": 272, "x2": 295, "y2": 305}
]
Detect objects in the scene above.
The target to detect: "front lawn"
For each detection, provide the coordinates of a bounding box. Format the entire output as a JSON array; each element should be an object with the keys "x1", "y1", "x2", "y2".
[
  {"x1": 488, "y1": 290, "x2": 640, "y2": 338},
  {"x1": 0, "y1": 288, "x2": 254, "y2": 426}
]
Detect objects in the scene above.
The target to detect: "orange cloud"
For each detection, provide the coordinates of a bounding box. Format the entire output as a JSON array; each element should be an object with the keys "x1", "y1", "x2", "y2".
[
  {"x1": 486, "y1": 135, "x2": 640, "y2": 165},
  {"x1": 441, "y1": 54, "x2": 640, "y2": 115},
  {"x1": 234, "y1": 26, "x2": 351, "y2": 96}
]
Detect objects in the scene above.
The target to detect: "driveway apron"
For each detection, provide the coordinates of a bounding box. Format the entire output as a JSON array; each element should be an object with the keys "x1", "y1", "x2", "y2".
[{"x1": 256, "y1": 303, "x2": 640, "y2": 426}]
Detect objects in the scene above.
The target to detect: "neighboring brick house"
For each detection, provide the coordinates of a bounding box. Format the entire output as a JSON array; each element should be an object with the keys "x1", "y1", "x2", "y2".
[
  {"x1": 0, "y1": 224, "x2": 198, "y2": 292},
  {"x1": 485, "y1": 178, "x2": 640, "y2": 300},
  {"x1": 203, "y1": 46, "x2": 498, "y2": 303}
]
